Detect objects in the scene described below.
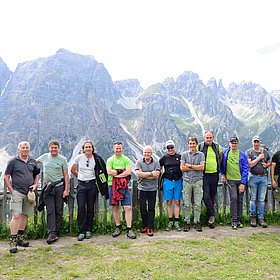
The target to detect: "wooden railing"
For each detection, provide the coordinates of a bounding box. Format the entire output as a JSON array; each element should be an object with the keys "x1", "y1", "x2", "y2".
[{"x1": 0, "y1": 178, "x2": 279, "y2": 233}]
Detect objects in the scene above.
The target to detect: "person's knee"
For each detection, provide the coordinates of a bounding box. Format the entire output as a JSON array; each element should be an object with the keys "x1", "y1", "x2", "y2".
[
  {"x1": 174, "y1": 200, "x2": 180, "y2": 206},
  {"x1": 167, "y1": 200, "x2": 172, "y2": 206},
  {"x1": 124, "y1": 205, "x2": 132, "y2": 212},
  {"x1": 12, "y1": 213, "x2": 21, "y2": 221}
]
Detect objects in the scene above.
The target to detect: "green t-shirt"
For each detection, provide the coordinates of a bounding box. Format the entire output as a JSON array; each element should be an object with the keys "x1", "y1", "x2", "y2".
[
  {"x1": 226, "y1": 150, "x2": 241, "y2": 180},
  {"x1": 205, "y1": 145, "x2": 222, "y2": 173},
  {"x1": 106, "y1": 154, "x2": 131, "y2": 186},
  {"x1": 37, "y1": 153, "x2": 68, "y2": 183}
]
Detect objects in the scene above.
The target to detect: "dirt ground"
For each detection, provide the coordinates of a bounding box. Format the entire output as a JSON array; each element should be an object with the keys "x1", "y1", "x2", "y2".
[{"x1": 1, "y1": 225, "x2": 279, "y2": 253}]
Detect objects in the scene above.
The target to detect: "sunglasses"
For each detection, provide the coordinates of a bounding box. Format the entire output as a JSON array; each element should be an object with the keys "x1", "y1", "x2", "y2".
[
  {"x1": 253, "y1": 140, "x2": 260, "y2": 143},
  {"x1": 167, "y1": 146, "x2": 174, "y2": 150},
  {"x1": 86, "y1": 159, "x2": 89, "y2": 167}
]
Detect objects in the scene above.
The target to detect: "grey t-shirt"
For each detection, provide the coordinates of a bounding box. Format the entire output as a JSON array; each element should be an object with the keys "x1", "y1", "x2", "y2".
[
  {"x1": 135, "y1": 158, "x2": 160, "y2": 191},
  {"x1": 246, "y1": 148, "x2": 270, "y2": 175},
  {"x1": 181, "y1": 151, "x2": 205, "y2": 184},
  {"x1": 5, "y1": 156, "x2": 37, "y2": 195}
]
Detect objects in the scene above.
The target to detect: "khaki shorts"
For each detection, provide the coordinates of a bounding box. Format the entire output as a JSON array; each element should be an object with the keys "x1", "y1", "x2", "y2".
[{"x1": 11, "y1": 190, "x2": 34, "y2": 216}]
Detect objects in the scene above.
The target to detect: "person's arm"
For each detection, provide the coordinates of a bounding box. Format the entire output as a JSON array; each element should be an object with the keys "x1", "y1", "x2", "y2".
[
  {"x1": 271, "y1": 162, "x2": 277, "y2": 188},
  {"x1": 115, "y1": 166, "x2": 132, "y2": 178},
  {"x1": 248, "y1": 153, "x2": 264, "y2": 168},
  {"x1": 4, "y1": 174, "x2": 13, "y2": 193},
  {"x1": 71, "y1": 163, "x2": 78, "y2": 178},
  {"x1": 63, "y1": 168, "x2": 70, "y2": 197},
  {"x1": 30, "y1": 175, "x2": 39, "y2": 191}
]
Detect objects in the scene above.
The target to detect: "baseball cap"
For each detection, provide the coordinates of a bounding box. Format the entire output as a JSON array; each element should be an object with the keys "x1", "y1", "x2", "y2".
[
  {"x1": 252, "y1": 135, "x2": 260, "y2": 142},
  {"x1": 229, "y1": 136, "x2": 239, "y2": 143},
  {"x1": 165, "y1": 140, "x2": 175, "y2": 147}
]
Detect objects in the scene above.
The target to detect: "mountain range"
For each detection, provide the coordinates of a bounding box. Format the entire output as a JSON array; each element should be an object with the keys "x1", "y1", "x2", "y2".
[{"x1": 0, "y1": 49, "x2": 279, "y2": 169}]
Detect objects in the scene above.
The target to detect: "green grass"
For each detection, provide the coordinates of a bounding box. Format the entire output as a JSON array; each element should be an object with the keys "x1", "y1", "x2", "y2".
[{"x1": 1, "y1": 233, "x2": 280, "y2": 279}]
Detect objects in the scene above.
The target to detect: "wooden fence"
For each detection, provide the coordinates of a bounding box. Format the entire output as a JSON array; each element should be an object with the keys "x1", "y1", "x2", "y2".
[{"x1": 0, "y1": 178, "x2": 279, "y2": 233}]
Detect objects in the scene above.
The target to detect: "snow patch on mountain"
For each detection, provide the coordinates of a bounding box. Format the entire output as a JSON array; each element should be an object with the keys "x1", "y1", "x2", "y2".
[{"x1": 117, "y1": 96, "x2": 142, "y2": 110}]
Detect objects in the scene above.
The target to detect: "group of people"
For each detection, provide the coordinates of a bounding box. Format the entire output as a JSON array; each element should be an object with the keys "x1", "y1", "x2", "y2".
[{"x1": 3, "y1": 131, "x2": 279, "y2": 253}]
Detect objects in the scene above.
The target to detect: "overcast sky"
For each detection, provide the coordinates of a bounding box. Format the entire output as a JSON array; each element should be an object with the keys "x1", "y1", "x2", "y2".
[{"x1": 0, "y1": 0, "x2": 279, "y2": 91}]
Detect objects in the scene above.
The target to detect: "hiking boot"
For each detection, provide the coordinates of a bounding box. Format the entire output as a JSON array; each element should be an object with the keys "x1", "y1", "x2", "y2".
[
  {"x1": 85, "y1": 231, "x2": 92, "y2": 239},
  {"x1": 174, "y1": 221, "x2": 181, "y2": 231},
  {"x1": 112, "y1": 227, "x2": 121, "y2": 238},
  {"x1": 46, "y1": 233, "x2": 58, "y2": 244},
  {"x1": 258, "y1": 219, "x2": 268, "y2": 228},
  {"x1": 208, "y1": 216, "x2": 215, "y2": 229},
  {"x1": 77, "y1": 233, "x2": 85, "y2": 241},
  {"x1": 9, "y1": 235, "x2": 17, "y2": 254},
  {"x1": 237, "y1": 220, "x2": 243, "y2": 228},
  {"x1": 140, "y1": 227, "x2": 148, "y2": 233},
  {"x1": 127, "y1": 229, "x2": 136, "y2": 239},
  {"x1": 166, "y1": 221, "x2": 173, "y2": 231},
  {"x1": 183, "y1": 222, "x2": 191, "y2": 232},
  {"x1": 17, "y1": 234, "x2": 30, "y2": 247},
  {"x1": 232, "y1": 220, "x2": 237, "y2": 230},
  {"x1": 195, "y1": 222, "x2": 202, "y2": 232},
  {"x1": 250, "y1": 215, "x2": 257, "y2": 227},
  {"x1": 147, "y1": 228, "x2": 153, "y2": 237}
]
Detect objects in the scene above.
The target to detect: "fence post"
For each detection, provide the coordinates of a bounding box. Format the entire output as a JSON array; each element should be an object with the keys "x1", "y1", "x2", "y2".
[
  {"x1": 1, "y1": 182, "x2": 8, "y2": 233},
  {"x1": 131, "y1": 180, "x2": 139, "y2": 223},
  {"x1": 68, "y1": 178, "x2": 75, "y2": 233},
  {"x1": 221, "y1": 183, "x2": 227, "y2": 225}
]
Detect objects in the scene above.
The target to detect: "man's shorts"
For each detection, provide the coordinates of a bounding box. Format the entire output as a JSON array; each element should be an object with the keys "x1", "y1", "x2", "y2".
[
  {"x1": 11, "y1": 190, "x2": 34, "y2": 216},
  {"x1": 109, "y1": 186, "x2": 132, "y2": 206},
  {"x1": 163, "y1": 178, "x2": 183, "y2": 201}
]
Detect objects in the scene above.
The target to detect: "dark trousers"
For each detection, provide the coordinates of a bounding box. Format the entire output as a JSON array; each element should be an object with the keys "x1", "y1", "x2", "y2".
[
  {"x1": 203, "y1": 173, "x2": 219, "y2": 217},
  {"x1": 43, "y1": 184, "x2": 64, "y2": 235},
  {"x1": 228, "y1": 180, "x2": 244, "y2": 222},
  {"x1": 77, "y1": 180, "x2": 98, "y2": 234},
  {"x1": 139, "y1": 190, "x2": 157, "y2": 229}
]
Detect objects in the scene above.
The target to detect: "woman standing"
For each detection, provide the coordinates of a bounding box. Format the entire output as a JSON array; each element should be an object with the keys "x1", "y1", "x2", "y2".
[{"x1": 71, "y1": 140, "x2": 108, "y2": 241}]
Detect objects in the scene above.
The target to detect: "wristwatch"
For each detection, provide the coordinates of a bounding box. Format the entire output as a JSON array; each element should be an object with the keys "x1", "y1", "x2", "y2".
[{"x1": 188, "y1": 164, "x2": 192, "y2": 168}]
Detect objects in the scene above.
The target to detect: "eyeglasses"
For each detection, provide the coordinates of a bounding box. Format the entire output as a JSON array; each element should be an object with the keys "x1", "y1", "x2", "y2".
[
  {"x1": 253, "y1": 140, "x2": 260, "y2": 143},
  {"x1": 86, "y1": 159, "x2": 89, "y2": 167},
  {"x1": 113, "y1": 142, "x2": 122, "y2": 145},
  {"x1": 167, "y1": 146, "x2": 174, "y2": 150},
  {"x1": 230, "y1": 142, "x2": 238, "y2": 144}
]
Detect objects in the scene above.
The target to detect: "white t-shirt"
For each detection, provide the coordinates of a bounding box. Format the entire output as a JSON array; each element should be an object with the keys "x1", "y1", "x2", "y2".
[{"x1": 74, "y1": 154, "x2": 96, "y2": 181}]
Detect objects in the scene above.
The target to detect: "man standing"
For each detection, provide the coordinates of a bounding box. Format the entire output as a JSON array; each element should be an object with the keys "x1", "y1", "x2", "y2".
[
  {"x1": 246, "y1": 135, "x2": 271, "y2": 228},
  {"x1": 106, "y1": 142, "x2": 136, "y2": 239},
  {"x1": 37, "y1": 140, "x2": 69, "y2": 244},
  {"x1": 135, "y1": 146, "x2": 160, "y2": 237},
  {"x1": 220, "y1": 137, "x2": 249, "y2": 229},
  {"x1": 4, "y1": 141, "x2": 39, "y2": 253},
  {"x1": 198, "y1": 130, "x2": 222, "y2": 228},
  {"x1": 159, "y1": 140, "x2": 183, "y2": 231},
  {"x1": 180, "y1": 137, "x2": 205, "y2": 232}
]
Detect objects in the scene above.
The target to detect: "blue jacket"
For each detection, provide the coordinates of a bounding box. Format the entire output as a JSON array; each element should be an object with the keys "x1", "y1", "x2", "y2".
[{"x1": 220, "y1": 147, "x2": 249, "y2": 185}]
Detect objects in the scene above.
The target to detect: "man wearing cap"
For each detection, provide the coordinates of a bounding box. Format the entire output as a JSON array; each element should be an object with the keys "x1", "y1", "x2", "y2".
[
  {"x1": 220, "y1": 137, "x2": 249, "y2": 229},
  {"x1": 198, "y1": 130, "x2": 222, "y2": 228},
  {"x1": 159, "y1": 140, "x2": 183, "y2": 231},
  {"x1": 246, "y1": 136, "x2": 271, "y2": 228},
  {"x1": 4, "y1": 141, "x2": 39, "y2": 253},
  {"x1": 180, "y1": 137, "x2": 205, "y2": 232}
]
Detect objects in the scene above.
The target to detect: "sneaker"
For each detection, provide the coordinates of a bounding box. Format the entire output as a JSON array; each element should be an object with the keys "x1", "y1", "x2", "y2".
[
  {"x1": 174, "y1": 221, "x2": 181, "y2": 231},
  {"x1": 127, "y1": 229, "x2": 136, "y2": 239},
  {"x1": 166, "y1": 221, "x2": 173, "y2": 231},
  {"x1": 250, "y1": 215, "x2": 257, "y2": 227},
  {"x1": 147, "y1": 228, "x2": 153, "y2": 237},
  {"x1": 17, "y1": 234, "x2": 30, "y2": 247},
  {"x1": 208, "y1": 216, "x2": 215, "y2": 229},
  {"x1": 258, "y1": 219, "x2": 268, "y2": 228},
  {"x1": 46, "y1": 233, "x2": 58, "y2": 244},
  {"x1": 77, "y1": 233, "x2": 85, "y2": 241},
  {"x1": 9, "y1": 236, "x2": 17, "y2": 254},
  {"x1": 85, "y1": 231, "x2": 92, "y2": 239},
  {"x1": 183, "y1": 222, "x2": 191, "y2": 232},
  {"x1": 237, "y1": 220, "x2": 243, "y2": 228},
  {"x1": 195, "y1": 222, "x2": 202, "y2": 232},
  {"x1": 140, "y1": 227, "x2": 148, "y2": 233},
  {"x1": 112, "y1": 227, "x2": 121, "y2": 238},
  {"x1": 232, "y1": 222, "x2": 237, "y2": 230}
]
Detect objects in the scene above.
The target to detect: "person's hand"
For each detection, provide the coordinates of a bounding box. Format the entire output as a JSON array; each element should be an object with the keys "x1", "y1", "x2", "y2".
[
  {"x1": 239, "y1": 184, "x2": 245, "y2": 193},
  {"x1": 29, "y1": 185, "x2": 36, "y2": 191},
  {"x1": 63, "y1": 189, "x2": 69, "y2": 198},
  {"x1": 221, "y1": 175, "x2": 227, "y2": 184},
  {"x1": 259, "y1": 153, "x2": 265, "y2": 160},
  {"x1": 272, "y1": 179, "x2": 277, "y2": 189}
]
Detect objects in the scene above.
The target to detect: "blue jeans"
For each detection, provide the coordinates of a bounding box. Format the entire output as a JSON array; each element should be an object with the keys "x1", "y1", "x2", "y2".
[{"x1": 248, "y1": 175, "x2": 268, "y2": 220}]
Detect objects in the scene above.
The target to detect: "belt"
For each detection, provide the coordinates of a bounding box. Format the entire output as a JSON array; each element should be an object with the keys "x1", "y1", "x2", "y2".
[
  {"x1": 253, "y1": 174, "x2": 266, "y2": 176},
  {"x1": 78, "y1": 179, "x2": 96, "y2": 184}
]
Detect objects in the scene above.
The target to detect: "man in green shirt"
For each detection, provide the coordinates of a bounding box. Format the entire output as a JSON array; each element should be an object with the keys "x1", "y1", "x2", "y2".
[
  {"x1": 220, "y1": 136, "x2": 249, "y2": 229},
  {"x1": 106, "y1": 142, "x2": 136, "y2": 239}
]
